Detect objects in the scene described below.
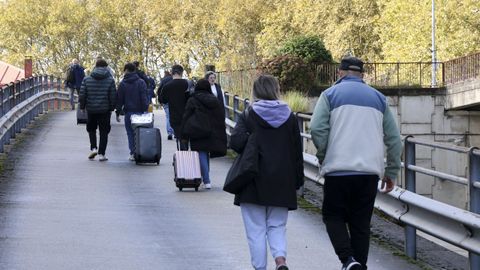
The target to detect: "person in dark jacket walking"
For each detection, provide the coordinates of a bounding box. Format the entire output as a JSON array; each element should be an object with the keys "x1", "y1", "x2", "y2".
[
  {"x1": 159, "y1": 65, "x2": 189, "y2": 147},
  {"x1": 79, "y1": 59, "x2": 116, "y2": 161},
  {"x1": 229, "y1": 75, "x2": 304, "y2": 270},
  {"x1": 65, "y1": 59, "x2": 85, "y2": 110},
  {"x1": 181, "y1": 79, "x2": 227, "y2": 189},
  {"x1": 158, "y1": 70, "x2": 174, "y2": 140},
  {"x1": 115, "y1": 62, "x2": 149, "y2": 161}
]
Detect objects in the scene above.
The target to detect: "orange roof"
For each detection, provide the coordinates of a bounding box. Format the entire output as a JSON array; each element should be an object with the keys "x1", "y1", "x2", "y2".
[{"x1": 0, "y1": 61, "x2": 25, "y2": 87}]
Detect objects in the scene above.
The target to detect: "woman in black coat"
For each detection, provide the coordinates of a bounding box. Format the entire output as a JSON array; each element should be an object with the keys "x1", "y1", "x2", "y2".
[
  {"x1": 205, "y1": 71, "x2": 225, "y2": 116},
  {"x1": 181, "y1": 79, "x2": 227, "y2": 189},
  {"x1": 229, "y1": 75, "x2": 304, "y2": 270}
]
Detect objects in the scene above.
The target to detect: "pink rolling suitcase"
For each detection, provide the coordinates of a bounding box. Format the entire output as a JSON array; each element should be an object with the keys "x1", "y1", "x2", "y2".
[{"x1": 173, "y1": 150, "x2": 202, "y2": 191}]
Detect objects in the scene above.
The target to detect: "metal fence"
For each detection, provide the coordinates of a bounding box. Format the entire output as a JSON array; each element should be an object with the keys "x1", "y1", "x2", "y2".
[
  {"x1": 218, "y1": 62, "x2": 446, "y2": 94},
  {"x1": 444, "y1": 52, "x2": 480, "y2": 85},
  {"x1": 224, "y1": 92, "x2": 480, "y2": 270},
  {"x1": 0, "y1": 75, "x2": 70, "y2": 153}
]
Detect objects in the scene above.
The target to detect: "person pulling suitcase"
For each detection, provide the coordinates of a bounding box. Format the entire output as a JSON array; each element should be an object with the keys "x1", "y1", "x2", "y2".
[{"x1": 115, "y1": 62, "x2": 149, "y2": 161}]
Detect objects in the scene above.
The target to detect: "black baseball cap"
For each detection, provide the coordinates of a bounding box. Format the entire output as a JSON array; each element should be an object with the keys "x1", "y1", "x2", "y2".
[{"x1": 339, "y1": 57, "x2": 364, "y2": 72}]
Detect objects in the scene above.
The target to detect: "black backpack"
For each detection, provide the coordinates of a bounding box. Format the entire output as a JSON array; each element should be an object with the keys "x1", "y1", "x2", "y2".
[{"x1": 65, "y1": 66, "x2": 75, "y2": 83}]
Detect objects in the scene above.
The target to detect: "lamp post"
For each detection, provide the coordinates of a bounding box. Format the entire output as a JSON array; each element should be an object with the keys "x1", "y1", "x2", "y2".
[{"x1": 431, "y1": 0, "x2": 437, "y2": 87}]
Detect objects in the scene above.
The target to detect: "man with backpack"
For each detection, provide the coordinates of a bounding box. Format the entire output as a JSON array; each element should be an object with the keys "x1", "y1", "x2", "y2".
[{"x1": 65, "y1": 59, "x2": 85, "y2": 110}]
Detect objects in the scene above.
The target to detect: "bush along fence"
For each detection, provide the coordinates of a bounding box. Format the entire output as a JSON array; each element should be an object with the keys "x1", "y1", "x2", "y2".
[
  {"x1": 224, "y1": 92, "x2": 480, "y2": 270},
  {"x1": 0, "y1": 75, "x2": 70, "y2": 153}
]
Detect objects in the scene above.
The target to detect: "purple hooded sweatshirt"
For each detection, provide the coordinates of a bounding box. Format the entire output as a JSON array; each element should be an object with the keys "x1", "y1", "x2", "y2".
[{"x1": 252, "y1": 100, "x2": 292, "y2": 128}]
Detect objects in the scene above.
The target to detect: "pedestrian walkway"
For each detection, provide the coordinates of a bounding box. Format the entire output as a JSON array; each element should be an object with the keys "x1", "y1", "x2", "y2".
[{"x1": 0, "y1": 110, "x2": 423, "y2": 270}]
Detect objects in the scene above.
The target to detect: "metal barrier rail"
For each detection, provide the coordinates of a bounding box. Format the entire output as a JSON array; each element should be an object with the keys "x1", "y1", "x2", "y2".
[
  {"x1": 444, "y1": 52, "x2": 480, "y2": 85},
  {"x1": 218, "y1": 61, "x2": 446, "y2": 90},
  {"x1": 224, "y1": 92, "x2": 480, "y2": 270},
  {"x1": 0, "y1": 76, "x2": 69, "y2": 153}
]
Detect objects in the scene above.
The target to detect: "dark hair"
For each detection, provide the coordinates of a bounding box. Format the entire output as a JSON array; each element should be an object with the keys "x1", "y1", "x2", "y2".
[
  {"x1": 194, "y1": 79, "x2": 211, "y2": 93},
  {"x1": 171, "y1": 64, "x2": 184, "y2": 76},
  {"x1": 163, "y1": 70, "x2": 171, "y2": 77},
  {"x1": 95, "y1": 59, "x2": 108, "y2": 67},
  {"x1": 205, "y1": 71, "x2": 216, "y2": 80},
  {"x1": 124, "y1": 62, "x2": 136, "y2": 73},
  {"x1": 133, "y1": 61, "x2": 140, "y2": 68}
]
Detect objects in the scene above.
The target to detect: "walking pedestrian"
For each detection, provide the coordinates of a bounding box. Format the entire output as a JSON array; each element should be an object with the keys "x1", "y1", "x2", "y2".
[
  {"x1": 115, "y1": 62, "x2": 149, "y2": 161},
  {"x1": 229, "y1": 74, "x2": 304, "y2": 270},
  {"x1": 205, "y1": 71, "x2": 225, "y2": 116},
  {"x1": 158, "y1": 70, "x2": 174, "y2": 140},
  {"x1": 79, "y1": 59, "x2": 117, "y2": 161},
  {"x1": 180, "y1": 79, "x2": 227, "y2": 189},
  {"x1": 310, "y1": 56, "x2": 402, "y2": 270},
  {"x1": 65, "y1": 59, "x2": 85, "y2": 110},
  {"x1": 159, "y1": 64, "x2": 189, "y2": 148}
]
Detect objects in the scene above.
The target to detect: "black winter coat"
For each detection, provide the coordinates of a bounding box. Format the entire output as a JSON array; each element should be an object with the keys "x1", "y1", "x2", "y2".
[
  {"x1": 79, "y1": 67, "x2": 116, "y2": 113},
  {"x1": 160, "y1": 79, "x2": 189, "y2": 135},
  {"x1": 230, "y1": 109, "x2": 304, "y2": 210},
  {"x1": 116, "y1": 72, "x2": 148, "y2": 113},
  {"x1": 181, "y1": 90, "x2": 227, "y2": 158}
]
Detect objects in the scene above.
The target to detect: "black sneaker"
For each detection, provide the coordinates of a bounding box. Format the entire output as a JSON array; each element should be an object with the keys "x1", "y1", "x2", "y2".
[
  {"x1": 167, "y1": 134, "x2": 173, "y2": 140},
  {"x1": 341, "y1": 257, "x2": 361, "y2": 270}
]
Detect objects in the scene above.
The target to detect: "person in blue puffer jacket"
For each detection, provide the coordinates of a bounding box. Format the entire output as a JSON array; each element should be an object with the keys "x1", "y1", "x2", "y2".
[{"x1": 115, "y1": 62, "x2": 149, "y2": 161}]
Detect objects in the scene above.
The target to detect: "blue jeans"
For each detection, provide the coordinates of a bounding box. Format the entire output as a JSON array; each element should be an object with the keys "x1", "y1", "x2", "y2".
[
  {"x1": 163, "y1": 104, "x2": 174, "y2": 136},
  {"x1": 68, "y1": 87, "x2": 77, "y2": 109},
  {"x1": 124, "y1": 112, "x2": 140, "y2": 155},
  {"x1": 198, "y1": 151, "x2": 210, "y2": 184}
]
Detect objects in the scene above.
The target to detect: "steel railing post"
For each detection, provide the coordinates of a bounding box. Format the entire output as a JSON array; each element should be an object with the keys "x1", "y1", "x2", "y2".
[
  {"x1": 404, "y1": 136, "x2": 417, "y2": 260},
  {"x1": 244, "y1": 98, "x2": 250, "y2": 111},
  {"x1": 468, "y1": 148, "x2": 480, "y2": 270},
  {"x1": 224, "y1": 93, "x2": 230, "y2": 119},
  {"x1": 57, "y1": 78, "x2": 61, "y2": 110},
  {"x1": 233, "y1": 95, "x2": 239, "y2": 123}
]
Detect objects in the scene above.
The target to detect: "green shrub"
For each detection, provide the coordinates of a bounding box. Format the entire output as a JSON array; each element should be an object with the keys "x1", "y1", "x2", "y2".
[
  {"x1": 282, "y1": 91, "x2": 310, "y2": 113},
  {"x1": 259, "y1": 55, "x2": 315, "y2": 94},
  {"x1": 279, "y1": 36, "x2": 333, "y2": 64}
]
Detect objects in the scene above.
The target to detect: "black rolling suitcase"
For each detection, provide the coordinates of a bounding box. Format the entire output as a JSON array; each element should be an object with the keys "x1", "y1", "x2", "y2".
[
  {"x1": 134, "y1": 127, "x2": 161, "y2": 165},
  {"x1": 76, "y1": 107, "x2": 88, "y2": 124}
]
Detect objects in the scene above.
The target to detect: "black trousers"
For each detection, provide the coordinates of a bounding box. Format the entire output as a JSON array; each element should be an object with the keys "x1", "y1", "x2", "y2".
[
  {"x1": 86, "y1": 112, "x2": 111, "y2": 155},
  {"x1": 322, "y1": 174, "x2": 379, "y2": 269}
]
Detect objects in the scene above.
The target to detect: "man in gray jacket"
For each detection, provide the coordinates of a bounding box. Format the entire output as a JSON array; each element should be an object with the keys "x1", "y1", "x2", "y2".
[
  {"x1": 310, "y1": 57, "x2": 402, "y2": 270},
  {"x1": 79, "y1": 59, "x2": 116, "y2": 161}
]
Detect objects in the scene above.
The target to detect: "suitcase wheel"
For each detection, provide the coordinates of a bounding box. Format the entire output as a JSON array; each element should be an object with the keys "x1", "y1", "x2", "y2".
[{"x1": 195, "y1": 187, "x2": 198, "y2": 192}]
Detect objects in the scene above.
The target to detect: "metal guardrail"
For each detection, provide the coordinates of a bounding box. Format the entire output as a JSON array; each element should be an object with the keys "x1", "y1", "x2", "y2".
[
  {"x1": 0, "y1": 75, "x2": 70, "y2": 153},
  {"x1": 218, "y1": 61, "x2": 446, "y2": 92},
  {"x1": 444, "y1": 52, "x2": 480, "y2": 85},
  {"x1": 224, "y1": 92, "x2": 480, "y2": 270}
]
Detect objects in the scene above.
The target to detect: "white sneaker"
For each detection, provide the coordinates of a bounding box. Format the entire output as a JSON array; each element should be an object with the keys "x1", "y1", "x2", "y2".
[
  {"x1": 129, "y1": 154, "x2": 135, "y2": 161},
  {"x1": 204, "y1": 183, "x2": 212, "y2": 189},
  {"x1": 88, "y1": 148, "x2": 98, "y2": 160},
  {"x1": 98, "y1": 154, "x2": 108, "y2": 161}
]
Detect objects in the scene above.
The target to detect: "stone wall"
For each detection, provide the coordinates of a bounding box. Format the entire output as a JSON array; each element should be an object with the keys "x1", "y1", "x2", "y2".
[{"x1": 445, "y1": 77, "x2": 480, "y2": 109}]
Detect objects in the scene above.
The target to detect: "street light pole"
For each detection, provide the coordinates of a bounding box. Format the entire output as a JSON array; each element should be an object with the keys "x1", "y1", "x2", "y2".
[{"x1": 431, "y1": 0, "x2": 437, "y2": 87}]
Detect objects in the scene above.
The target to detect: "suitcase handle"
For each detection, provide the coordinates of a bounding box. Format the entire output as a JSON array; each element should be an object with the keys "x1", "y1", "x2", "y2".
[{"x1": 176, "y1": 139, "x2": 190, "y2": 151}]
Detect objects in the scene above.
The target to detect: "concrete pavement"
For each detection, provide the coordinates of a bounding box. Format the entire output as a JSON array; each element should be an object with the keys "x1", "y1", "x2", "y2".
[{"x1": 0, "y1": 110, "x2": 424, "y2": 270}]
